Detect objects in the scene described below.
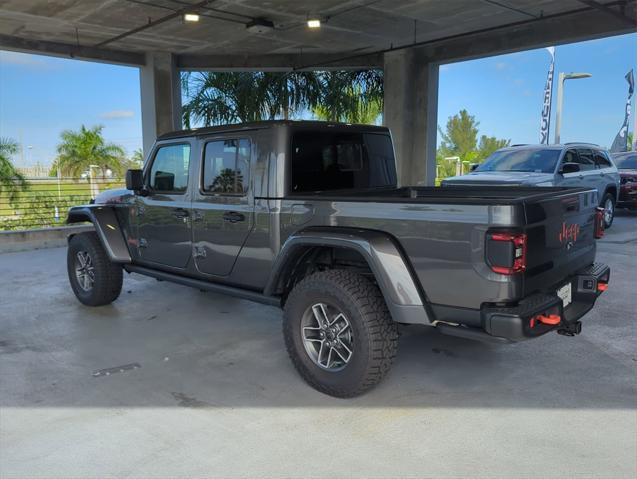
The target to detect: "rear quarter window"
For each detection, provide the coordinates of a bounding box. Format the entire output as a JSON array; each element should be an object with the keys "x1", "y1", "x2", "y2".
[
  {"x1": 594, "y1": 150, "x2": 612, "y2": 168},
  {"x1": 289, "y1": 131, "x2": 396, "y2": 194}
]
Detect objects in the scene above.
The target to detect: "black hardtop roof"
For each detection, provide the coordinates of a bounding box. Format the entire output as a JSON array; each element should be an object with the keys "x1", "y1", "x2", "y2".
[{"x1": 157, "y1": 120, "x2": 390, "y2": 140}]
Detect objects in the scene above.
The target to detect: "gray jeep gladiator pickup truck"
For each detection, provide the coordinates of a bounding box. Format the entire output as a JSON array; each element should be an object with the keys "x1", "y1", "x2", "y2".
[{"x1": 66, "y1": 121, "x2": 610, "y2": 397}]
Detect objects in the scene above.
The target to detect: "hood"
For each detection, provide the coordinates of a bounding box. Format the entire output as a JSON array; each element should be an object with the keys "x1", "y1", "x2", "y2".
[
  {"x1": 442, "y1": 171, "x2": 555, "y2": 186},
  {"x1": 94, "y1": 188, "x2": 135, "y2": 205},
  {"x1": 619, "y1": 169, "x2": 637, "y2": 177}
]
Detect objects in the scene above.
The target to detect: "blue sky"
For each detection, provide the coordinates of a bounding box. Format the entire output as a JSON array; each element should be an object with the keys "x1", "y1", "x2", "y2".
[
  {"x1": 0, "y1": 32, "x2": 635, "y2": 167},
  {"x1": 438, "y1": 32, "x2": 636, "y2": 147},
  {"x1": 0, "y1": 51, "x2": 142, "y2": 167}
]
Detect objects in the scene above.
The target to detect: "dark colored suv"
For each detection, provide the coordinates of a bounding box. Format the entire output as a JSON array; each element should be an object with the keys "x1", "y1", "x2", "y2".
[{"x1": 611, "y1": 151, "x2": 637, "y2": 210}]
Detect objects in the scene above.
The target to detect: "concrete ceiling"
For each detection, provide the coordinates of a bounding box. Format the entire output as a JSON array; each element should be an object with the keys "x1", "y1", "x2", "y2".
[{"x1": 0, "y1": 0, "x2": 636, "y2": 67}]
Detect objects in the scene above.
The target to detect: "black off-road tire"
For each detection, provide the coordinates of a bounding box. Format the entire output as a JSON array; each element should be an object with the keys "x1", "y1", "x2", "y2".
[
  {"x1": 601, "y1": 192, "x2": 616, "y2": 229},
  {"x1": 67, "y1": 231, "x2": 123, "y2": 306},
  {"x1": 283, "y1": 270, "x2": 399, "y2": 398}
]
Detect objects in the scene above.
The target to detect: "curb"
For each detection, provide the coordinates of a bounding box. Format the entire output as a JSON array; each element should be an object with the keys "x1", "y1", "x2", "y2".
[{"x1": 0, "y1": 225, "x2": 95, "y2": 254}]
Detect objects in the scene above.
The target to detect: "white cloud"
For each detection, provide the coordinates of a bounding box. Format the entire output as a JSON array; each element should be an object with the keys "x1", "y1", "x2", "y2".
[
  {"x1": 0, "y1": 51, "x2": 51, "y2": 69},
  {"x1": 495, "y1": 62, "x2": 507, "y2": 70},
  {"x1": 100, "y1": 110, "x2": 135, "y2": 119}
]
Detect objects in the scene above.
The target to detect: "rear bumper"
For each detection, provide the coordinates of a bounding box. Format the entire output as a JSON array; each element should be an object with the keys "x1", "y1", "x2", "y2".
[{"x1": 481, "y1": 262, "x2": 610, "y2": 342}]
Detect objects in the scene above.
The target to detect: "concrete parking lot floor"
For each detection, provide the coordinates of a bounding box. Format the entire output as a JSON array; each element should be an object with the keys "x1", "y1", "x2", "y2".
[{"x1": 1, "y1": 211, "x2": 636, "y2": 478}]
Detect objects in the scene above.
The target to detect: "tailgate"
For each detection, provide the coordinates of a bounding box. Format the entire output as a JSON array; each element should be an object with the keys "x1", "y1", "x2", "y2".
[{"x1": 523, "y1": 188, "x2": 598, "y2": 296}]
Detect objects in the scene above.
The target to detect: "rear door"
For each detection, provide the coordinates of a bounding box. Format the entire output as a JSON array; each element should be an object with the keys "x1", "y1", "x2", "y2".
[
  {"x1": 593, "y1": 149, "x2": 618, "y2": 200},
  {"x1": 575, "y1": 148, "x2": 600, "y2": 193},
  {"x1": 191, "y1": 137, "x2": 254, "y2": 276}
]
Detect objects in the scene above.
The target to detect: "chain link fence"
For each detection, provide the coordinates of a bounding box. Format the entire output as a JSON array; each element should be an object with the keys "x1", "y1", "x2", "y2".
[{"x1": 0, "y1": 177, "x2": 125, "y2": 231}]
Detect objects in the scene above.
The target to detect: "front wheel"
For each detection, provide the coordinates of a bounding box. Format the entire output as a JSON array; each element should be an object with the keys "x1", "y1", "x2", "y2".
[
  {"x1": 67, "y1": 231, "x2": 123, "y2": 306},
  {"x1": 283, "y1": 270, "x2": 398, "y2": 398},
  {"x1": 601, "y1": 192, "x2": 616, "y2": 229}
]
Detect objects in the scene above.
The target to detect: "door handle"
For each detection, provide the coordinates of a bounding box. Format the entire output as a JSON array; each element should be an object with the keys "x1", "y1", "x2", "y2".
[
  {"x1": 173, "y1": 208, "x2": 189, "y2": 219},
  {"x1": 223, "y1": 211, "x2": 245, "y2": 223}
]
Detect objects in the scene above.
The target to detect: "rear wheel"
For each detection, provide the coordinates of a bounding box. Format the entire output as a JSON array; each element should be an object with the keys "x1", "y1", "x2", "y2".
[
  {"x1": 67, "y1": 231, "x2": 123, "y2": 306},
  {"x1": 601, "y1": 192, "x2": 615, "y2": 229},
  {"x1": 283, "y1": 270, "x2": 398, "y2": 398}
]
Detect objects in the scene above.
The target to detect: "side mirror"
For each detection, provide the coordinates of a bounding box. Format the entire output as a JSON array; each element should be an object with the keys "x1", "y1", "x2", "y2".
[
  {"x1": 560, "y1": 162, "x2": 580, "y2": 174},
  {"x1": 125, "y1": 169, "x2": 144, "y2": 192},
  {"x1": 470, "y1": 163, "x2": 479, "y2": 172}
]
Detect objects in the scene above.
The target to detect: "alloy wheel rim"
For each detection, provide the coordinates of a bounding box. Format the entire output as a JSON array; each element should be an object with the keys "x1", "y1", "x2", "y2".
[
  {"x1": 604, "y1": 198, "x2": 613, "y2": 224},
  {"x1": 75, "y1": 251, "x2": 95, "y2": 291},
  {"x1": 301, "y1": 302, "x2": 354, "y2": 372}
]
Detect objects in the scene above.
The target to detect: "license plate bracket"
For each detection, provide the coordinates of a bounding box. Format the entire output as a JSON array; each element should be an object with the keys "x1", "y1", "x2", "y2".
[{"x1": 557, "y1": 282, "x2": 572, "y2": 308}]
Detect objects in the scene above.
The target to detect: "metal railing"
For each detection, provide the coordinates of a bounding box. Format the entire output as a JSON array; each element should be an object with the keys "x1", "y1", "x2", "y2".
[{"x1": 0, "y1": 177, "x2": 125, "y2": 231}]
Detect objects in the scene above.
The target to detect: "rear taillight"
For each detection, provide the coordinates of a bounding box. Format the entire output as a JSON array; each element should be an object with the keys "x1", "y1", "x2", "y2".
[
  {"x1": 486, "y1": 232, "x2": 527, "y2": 275},
  {"x1": 594, "y1": 207, "x2": 605, "y2": 239}
]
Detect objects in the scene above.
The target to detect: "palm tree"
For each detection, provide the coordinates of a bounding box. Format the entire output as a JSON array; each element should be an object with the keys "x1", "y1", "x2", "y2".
[
  {"x1": 55, "y1": 125, "x2": 126, "y2": 178},
  {"x1": 120, "y1": 148, "x2": 144, "y2": 171},
  {"x1": 182, "y1": 71, "x2": 322, "y2": 127},
  {"x1": 0, "y1": 137, "x2": 27, "y2": 202},
  {"x1": 262, "y1": 71, "x2": 321, "y2": 120},
  {"x1": 181, "y1": 69, "x2": 383, "y2": 127},
  {"x1": 312, "y1": 70, "x2": 383, "y2": 123}
]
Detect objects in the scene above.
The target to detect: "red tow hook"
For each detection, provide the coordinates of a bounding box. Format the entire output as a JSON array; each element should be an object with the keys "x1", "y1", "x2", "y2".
[
  {"x1": 597, "y1": 282, "x2": 608, "y2": 292},
  {"x1": 532, "y1": 314, "x2": 561, "y2": 326}
]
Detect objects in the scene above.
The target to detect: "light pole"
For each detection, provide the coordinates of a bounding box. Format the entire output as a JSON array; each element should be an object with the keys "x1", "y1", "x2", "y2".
[
  {"x1": 88, "y1": 165, "x2": 100, "y2": 199},
  {"x1": 554, "y1": 72, "x2": 592, "y2": 144}
]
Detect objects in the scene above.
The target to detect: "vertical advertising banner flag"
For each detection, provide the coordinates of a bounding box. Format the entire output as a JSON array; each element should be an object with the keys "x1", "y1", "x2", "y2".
[
  {"x1": 539, "y1": 46, "x2": 556, "y2": 144},
  {"x1": 610, "y1": 69, "x2": 635, "y2": 153}
]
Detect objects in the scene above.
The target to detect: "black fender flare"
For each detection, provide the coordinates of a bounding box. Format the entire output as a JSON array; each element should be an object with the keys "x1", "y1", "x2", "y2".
[
  {"x1": 67, "y1": 206, "x2": 131, "y2": 263},
  {"x1": 264, "y1": 227, "x2": 431, "y2": 325}
]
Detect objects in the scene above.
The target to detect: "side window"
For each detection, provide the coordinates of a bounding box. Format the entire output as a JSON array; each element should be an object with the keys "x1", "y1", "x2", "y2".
[
  {"x1": 594, "y1": 150, "x2": 612, "y2": 168},
  {"x1": 202, "y1": 139, "x2": 250, "y2": 194},
  {"x1": 149, "y1": 143, "x2": 191, "y2": 192},
  {"x1": 576, "y1": 149, "x2": 596, "y2": 171},
  {"x1": 563, "y1": 149, "x2": 578, "y2": 165}
]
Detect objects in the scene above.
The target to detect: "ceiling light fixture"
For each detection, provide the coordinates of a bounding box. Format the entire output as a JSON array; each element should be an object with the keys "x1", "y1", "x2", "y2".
[
  {"x1": 184, "y1": 13, "x2": 200, "y2": 22},
  {"x1": 307, "y1": 18, "x2": 321, "y2": 28},
  {"x1": 246, "y1": 18, "x2": 275, "y2": 34}
]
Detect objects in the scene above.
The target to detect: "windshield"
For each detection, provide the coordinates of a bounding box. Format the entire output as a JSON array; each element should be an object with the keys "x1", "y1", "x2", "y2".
[
  {"x1": 475, "y1": 149, "x2": 561, "y2": 173},
  {"x1": 613, "y1": 154, "x2": 637, "y2": 169}
]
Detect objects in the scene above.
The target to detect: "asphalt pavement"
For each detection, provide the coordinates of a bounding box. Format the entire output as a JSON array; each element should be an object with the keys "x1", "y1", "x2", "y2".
[{"x1": 1, "y1": 210, "x2": 635, "y2": 478}]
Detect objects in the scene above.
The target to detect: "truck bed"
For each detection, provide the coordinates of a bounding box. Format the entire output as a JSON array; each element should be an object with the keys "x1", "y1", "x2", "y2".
[{"x1": 280, "y1": 186, "x2": 599, "y2": 313}]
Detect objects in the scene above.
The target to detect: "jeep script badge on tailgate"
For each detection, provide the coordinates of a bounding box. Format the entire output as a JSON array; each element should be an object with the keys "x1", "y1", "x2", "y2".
[{"x1": 559, "y1": 222, "x2": 580, "y2": 245}]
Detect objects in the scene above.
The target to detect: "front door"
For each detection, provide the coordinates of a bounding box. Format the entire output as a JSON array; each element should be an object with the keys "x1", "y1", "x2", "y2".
[
  {"x1": 192, "y1": 137, "x2": 254, "y2": 277},
  {"x1": 137, "y1": 142, "x2": 193, "y2": 269},
  {"x1": 559, "y1": 149, "x2": 585, "y2": 187}
]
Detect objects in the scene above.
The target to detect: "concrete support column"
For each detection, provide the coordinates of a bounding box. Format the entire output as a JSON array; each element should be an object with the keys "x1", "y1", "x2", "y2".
[
  {"x1": 139, "y1": 52, "x2": 182, "y2": 156},
  {"x1": 383, "y1": 49, "x2": 439, "y2": 186}
]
